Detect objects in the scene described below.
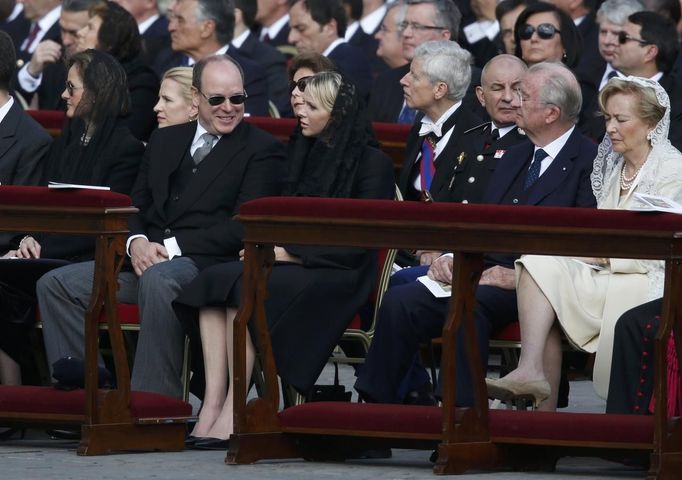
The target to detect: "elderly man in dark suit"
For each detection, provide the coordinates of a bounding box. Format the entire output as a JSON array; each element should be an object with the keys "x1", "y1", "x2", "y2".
[
  {"x1": 288, "y1": 0, "x2": 372, "y2": 99},
  {"x1": 153, "y1": 0, "x2": 270, "y2": 117},
  {"x1": 38, "y1": 54, "x2": 287, "y2": 399},
  {"x1": 355, "y1": 62, "x2": 597, "y2": 406},
  {"x1": 369, "y1": 0, "x2": 461, "y2": 123}
]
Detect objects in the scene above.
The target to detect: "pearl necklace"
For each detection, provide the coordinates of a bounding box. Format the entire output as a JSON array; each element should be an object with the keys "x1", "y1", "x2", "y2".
[{"x1": 620, "y1": 163, "x2": 643, "y2": 190}]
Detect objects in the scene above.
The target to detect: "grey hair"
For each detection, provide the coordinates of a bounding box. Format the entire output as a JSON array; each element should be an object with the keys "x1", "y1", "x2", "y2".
[
  {"x1": 528, "y1": 62, "x2": 582, "y2": 124},
  {"x1": 596, "y1": 0, "x2": 645, "y2": 25},
  {"x1": 413, "y1": 40, "x2": 471, "y2": 102},
  {"x1": 386, "y1": 0, "x2": 407, "y2": 25},
  {"x1": 195, "y1": 0, "x2": 236, "y2": 45},
  {"x1": 406, "y1": 0, "x2": 462, "y2": 39}
]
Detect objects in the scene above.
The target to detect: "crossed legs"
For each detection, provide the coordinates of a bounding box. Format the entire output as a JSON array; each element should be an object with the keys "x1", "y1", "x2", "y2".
[
  {"x1": 192, "y1": 307, "x2": 255, "y2": 440},
  {"x1": 488, "y1": 268, "x2": 562, "y2": 410}
]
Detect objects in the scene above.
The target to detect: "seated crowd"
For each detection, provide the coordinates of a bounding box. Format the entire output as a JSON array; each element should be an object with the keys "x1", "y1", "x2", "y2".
[{"x1": 0, "y1": 0, "x2": 680, "y2": 458}]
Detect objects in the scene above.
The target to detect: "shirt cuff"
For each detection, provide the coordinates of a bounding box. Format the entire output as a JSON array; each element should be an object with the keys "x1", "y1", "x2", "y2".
[
  {"x1": 17, "y1": 64, "x2": 42, "y2": 93},
  {"x1": 163, "y1": 236, "x2": 182, "y2": 260},
  {"x1": 126, "y1": 234, "x2": 148, "y2": 257}
]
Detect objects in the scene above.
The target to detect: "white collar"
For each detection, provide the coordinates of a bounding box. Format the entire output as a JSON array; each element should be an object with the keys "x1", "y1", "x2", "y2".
[
  {"x1": 494, "y1": 123, "x2": 516, "y2": 139},
  {"x1": 650, "y1": 71, "x2": 664, "y2": 82},
  {"x1": 138, "y1": 14, "x2": 160, "y2": 35},
  {"x1": 231, "y1": 29, "x2": 250, "y2": 48},
  {"x1": 260, "y1": 14, "x2": 289, "y2": 40},
  {"x1": 192, "y1": 122, "x2": 222, "y2": 147},
  {"x1": 537, "y1": 125, "x2": 575, "y2": 160},
  {"x1": 322, "y1": 38, "x2": 345, "y2": 57},
  {"x1": 7, "y1": 3, "x2": 23, "y2": 22},
  {"x1": 418, "y1": 101, "x2": 461, "y2": 137},
  {"x1": 187, "y1": 44, "x2": 229, "y2": 65},
  {"x1": 37, "y1": 6, "x2": 61, "y2": 32},
  {"x1": 345, "y1": 21, "x2": 360, "y2": 41},
  {"x1": 360, "y1": 5, "x2": 387, "y2": 34},
  {"x1": 0, "y1": 96, "x2": 14, "y2": 125}
]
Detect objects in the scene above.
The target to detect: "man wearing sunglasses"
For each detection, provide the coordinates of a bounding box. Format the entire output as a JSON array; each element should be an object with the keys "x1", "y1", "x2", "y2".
[
  {"x1": 37, "y1": 54, "x2": 287, "y2": 399},
  {"x1": 153, "y1": 0, "x2": 270, "y2": 117},
  {"x1": 610, "y1": 11, "x2": 682, "y2": 150}
]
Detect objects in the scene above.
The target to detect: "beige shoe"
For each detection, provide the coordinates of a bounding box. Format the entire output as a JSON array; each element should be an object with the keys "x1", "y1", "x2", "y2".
[{"x1": 485, "y1": 377, "x2": 551, "y2": 408}]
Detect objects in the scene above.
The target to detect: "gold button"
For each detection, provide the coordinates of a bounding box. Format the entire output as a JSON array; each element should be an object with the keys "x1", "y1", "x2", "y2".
[{"x1": 16, "y1": 59, "x2": 24, "y2": 68}]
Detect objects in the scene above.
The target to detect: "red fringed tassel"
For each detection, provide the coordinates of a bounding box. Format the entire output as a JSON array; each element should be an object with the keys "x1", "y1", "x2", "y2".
[{"x1": 649, "y1": 332, "x2": 682, "y2": 416}]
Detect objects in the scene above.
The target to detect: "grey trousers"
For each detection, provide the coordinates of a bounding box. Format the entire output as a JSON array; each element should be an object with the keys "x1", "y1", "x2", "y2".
[{"x1": 37, "y1": 257, "x2": 199, "y2": 398}]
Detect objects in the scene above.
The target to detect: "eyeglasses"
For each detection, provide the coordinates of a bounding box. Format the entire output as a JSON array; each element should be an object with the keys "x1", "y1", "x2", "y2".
[
  {"x1": 617, "y1": 31, "x2": 650, "y2": 46},
  {"x1": 289, "y1": 76, "x2": 310, "y2": 94},
  {"x1": 198, "y1": 90, "x2": 248, "y2": 106},
  {"x1": 519, "y1": 23, "x2": 561, "y2": 40},
  {"x1": 65, "y1": 80, "x2": 83, "y2": 96},
  {"x1": 398, "y1": 21, "x2": 447, "y2": 33}
]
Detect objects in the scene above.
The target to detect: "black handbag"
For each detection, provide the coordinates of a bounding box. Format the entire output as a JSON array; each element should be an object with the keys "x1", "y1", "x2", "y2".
[{"x1": 305, "y1": 363, "x2": 352, "y2": 402}]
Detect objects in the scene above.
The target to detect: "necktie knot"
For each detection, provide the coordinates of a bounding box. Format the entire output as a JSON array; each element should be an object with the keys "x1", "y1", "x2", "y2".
[{"x1": 193, "y1": 133, "x2": 217, "y2": 165}]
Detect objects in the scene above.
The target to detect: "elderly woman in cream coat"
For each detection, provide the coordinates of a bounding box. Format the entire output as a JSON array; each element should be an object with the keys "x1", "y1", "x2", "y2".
[{"x1": 486, "y1": 76, "x2": 682, "y2": 410}]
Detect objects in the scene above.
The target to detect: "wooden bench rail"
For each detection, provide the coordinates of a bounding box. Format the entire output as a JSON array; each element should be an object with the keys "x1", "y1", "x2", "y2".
[
  {"x1": 230, "y1": 197, "x2": 682, "y2": 478},
  {"x1": 0, "y1": 186, "x2": 190, "y2": 455}
]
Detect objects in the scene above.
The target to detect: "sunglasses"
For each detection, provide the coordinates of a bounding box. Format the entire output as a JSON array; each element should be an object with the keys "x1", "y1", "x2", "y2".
[
  {"x1": 289, "y1": 76, "x2": 310, "y2": 94},
  {"x1": 65, "y1": 80, "x2": 83, "y2": 96},
  {"x1": 199, "y1": 90, "x2": 248, "y2": 106},
  {"x1": 519, "y1": 23, "x2": 561, "y2": 41},
  {"x1": 617, "y1": 31, "x2": 650, "y2": 46}
]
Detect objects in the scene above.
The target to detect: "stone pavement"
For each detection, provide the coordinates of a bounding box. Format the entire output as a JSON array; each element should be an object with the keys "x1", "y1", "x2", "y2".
[{"x1": 0, "y1": 363, "x2": 648, "y2": 479}]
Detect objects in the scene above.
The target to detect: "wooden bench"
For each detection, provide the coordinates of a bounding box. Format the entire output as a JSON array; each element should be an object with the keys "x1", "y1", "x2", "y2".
[
  {"x1": 0, "y1": 186, "x2": 192, "y2": 455},
  {"x1": 228, "y1": 197, "x2": 682, "y2": 478}
]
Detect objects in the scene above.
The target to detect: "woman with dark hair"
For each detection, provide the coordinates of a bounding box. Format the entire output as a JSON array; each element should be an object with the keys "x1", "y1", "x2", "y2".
[
  {"x1": 513, "y1": 1, "x2": 601, "y2": 140},
  {"x1": 174, "y1": 72, "x2": 394, "y2": 448},
  {"x1": 77, "y1": 0, "x2": 159, "y2": 141},
  {"x1": 0, "y1": 49, "x2": 143, "y2": 394},
  {"x1": 287, "y1": 52, "x2": 337, "y2": 116}
]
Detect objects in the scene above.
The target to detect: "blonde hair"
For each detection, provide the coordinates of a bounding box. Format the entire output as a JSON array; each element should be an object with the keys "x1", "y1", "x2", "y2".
[
  {"x1": 162, "y1": 67, "x2": 193, "y2": 105},
  {"x1": 304, "y1": 71, "x2": 342, "y2": 113},
  {"x1": 599, "y1": 78, "x2": 665, "y2": 128}
]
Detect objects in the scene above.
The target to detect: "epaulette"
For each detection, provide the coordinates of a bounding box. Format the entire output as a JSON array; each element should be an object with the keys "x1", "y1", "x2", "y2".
[{"x1": 462, "y1": 122, "x2": 491, "y2": 135}]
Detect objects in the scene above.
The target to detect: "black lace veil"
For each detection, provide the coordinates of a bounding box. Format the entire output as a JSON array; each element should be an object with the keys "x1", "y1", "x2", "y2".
[{"x1": 284, "y1": 73, "x2": 377, "y2": 198}]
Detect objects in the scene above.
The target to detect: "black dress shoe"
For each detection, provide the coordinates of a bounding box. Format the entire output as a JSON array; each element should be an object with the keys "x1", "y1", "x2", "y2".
[
  {"x1": 403, "y1": 383, "x2": 438, "y2": 406},
  {"x1": 185, "y1": 435, "x2": 200, "y2": 447},
  {"x1": 0, "y1": 428, "x2": 24, "y2": 441},
  {"x1": 46, "y1": 428, "x2": 81, "y2": 440},
  {"x1": 193, "y1": 437, "x2": 230, "y2": 450}
]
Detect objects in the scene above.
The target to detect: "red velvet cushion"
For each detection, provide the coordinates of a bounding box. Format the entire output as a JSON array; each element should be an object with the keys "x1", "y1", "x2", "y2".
[
  {"x1": 98, "y1": 304, "x2": 140, "y2": 325},
  {"x1": 491, "y1": 322, "x2": 521, "y2": 342},
  {"x1": 372, "y1": 122, "x2": 412, "y2": 143},
  {"x1": 279, "y1": 402, "x2": 654, "y2": 445},
  {"x1": 0, "y1": 186, "x2": 131, "y2": 208},
  {"x1": 0, "y1": 385, "x2": 191, "y2": 418},
  {"x1": 26, "y1": 109, "x2": 66, "y2": 130},
  {"x1": 244, "y1": 116, "x2": 296, "y2": 139},
  {"x1": 240, "y1": 197, "x2": 682, "y2": 233}
]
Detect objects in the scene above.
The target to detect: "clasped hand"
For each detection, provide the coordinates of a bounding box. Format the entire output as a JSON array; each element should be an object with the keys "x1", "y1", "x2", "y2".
[
  {"x1": 426, "y1": 255, "x2": 516, "y2": 290},
  {"x1": 130, "y1": 238, "x2": 168, "y2": 276}
]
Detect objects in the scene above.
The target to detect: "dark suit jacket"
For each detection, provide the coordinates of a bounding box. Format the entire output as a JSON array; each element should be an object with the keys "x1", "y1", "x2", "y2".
[
  {"x1": 0, "y1": 99, "x2": 50, "y2": 185},
  {"x1": 398, "y1": 106, "x2": 483, "y2": 201},
  {"x1": 347, "y1": 27, "x2": 388, "y2": 78},
  {"x1": 16, "y1": 20, "x2": 61, "y2": 67},
  {"x1": 574, "y1": 14, "x2": 605, "y2": 90},
  {"x1": 128, "y1": 120, "x2": 287, "y2": 269},
  {"x1": 483, "y1": 127, "x2": 597, "y2": 208},
  {"x1": 0, "y1": 9, "x2": 30, "y2": 57},
  {"x1": 254, "y1": 22, "x2": 291, "y2": 49},
  {"x1": 12, "y1": 60, "x2": 65, "y2": 110},
  {"x1": 152, "y1": 46, "x2": 270, "y2": 117},
  {"x1": 122, "y1": 55, "x2": 160, "y2": 142},
  {"x1": 141, "y1": 15, "x2": 170, "y2": 66},
  {"x1": 236, "y1": 32, "x2": 290, "y2": 117},
  {"x1": 327, "y1": 42, "x2": 372, "y2": 100}
]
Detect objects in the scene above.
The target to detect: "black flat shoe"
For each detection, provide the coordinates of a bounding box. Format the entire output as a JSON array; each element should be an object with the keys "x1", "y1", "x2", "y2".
[
  {"x1": 46, "y1": 428, "x2": 81, "y2": 440},
  {"x1": 185, "y1": 435, "x2": 200, "y2": 447},
  {"x1": 193, "y1": 437, "x2": 230, "y2": 450}
]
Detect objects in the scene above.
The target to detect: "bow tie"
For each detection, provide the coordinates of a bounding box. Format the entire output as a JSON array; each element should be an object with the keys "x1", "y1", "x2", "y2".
[{"x1": 419, "y1": 122, "x2": 442, "y2": 138}]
